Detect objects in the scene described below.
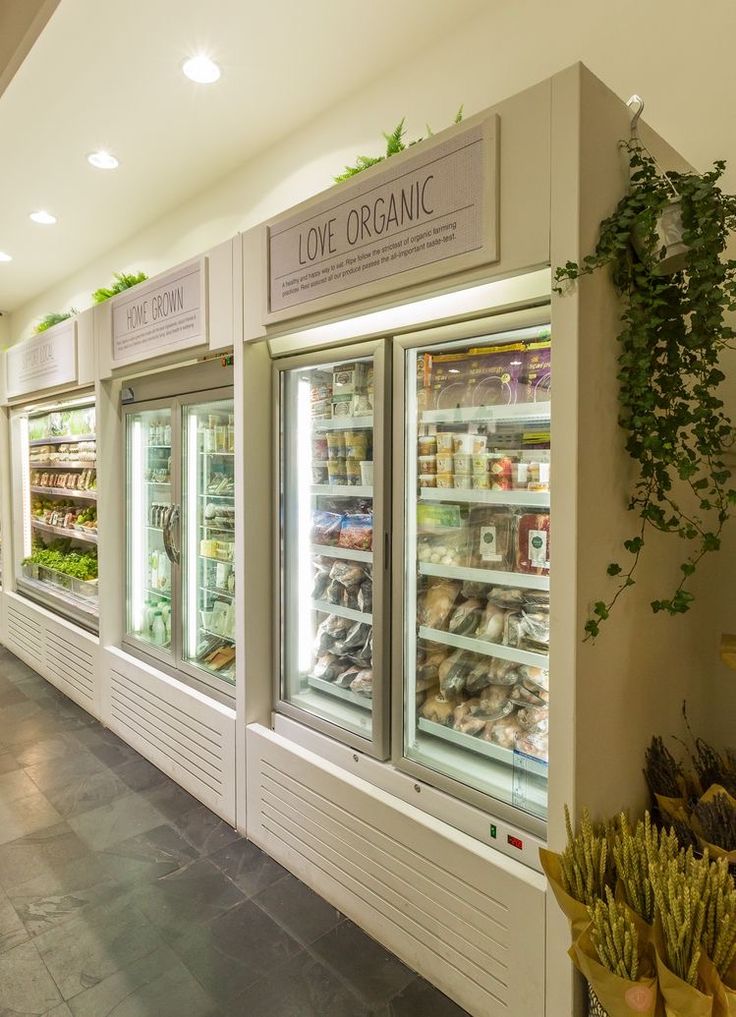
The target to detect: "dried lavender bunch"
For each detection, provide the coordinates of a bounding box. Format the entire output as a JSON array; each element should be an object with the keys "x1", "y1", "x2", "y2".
[
  {"x1": 694, "y1": 793, "x2": 736, "y2": 851},
  {"x1": 612, "y1": 811, "x2": 679, "y2": 923},
  {"x1": 680, "y1": 705, "x2": 734, "y2": 794},
  {"x1": 560, "y1": 806, "x2": 613, "y2": 907},
  {"x1": 644, "y1": 736, "x2": 683, "y2": 801},
  {"x1": 588, "y1": 886, "x2": 640, "y2": 982},
  {"x1": 661, "y1": 815, "x2": 699, "y2": 854},
  {"x1": 651, "y1": 851, "x2": 707, "y2": 986},
  {"x1": 702, "y1": 856, "x2": 736, "y2": 978}
]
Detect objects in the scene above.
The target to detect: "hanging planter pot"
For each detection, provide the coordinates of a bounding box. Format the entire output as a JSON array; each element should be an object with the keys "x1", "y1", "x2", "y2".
[
  {"x1": 587, "y1": 983, "x2": 610, "y2": 1017},
  {"x1": 631, "y1": 197, "x2": 689, "y2": 274}
]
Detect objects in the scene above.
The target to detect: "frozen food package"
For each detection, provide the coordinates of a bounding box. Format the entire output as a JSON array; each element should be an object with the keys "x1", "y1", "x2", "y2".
[
  {"x1": 517, "y1": 340, "x2": 551, "y2": 404},
  {"x1": 517, "y1": 665, "x2": 549, "y2": 691},
  {"x1": 477, "y1": 683, "x2": 514, "y2": 718},
  {"x1": 461, "y1": 579, "x2": 489, "y2": 599},
  {"x1": 453, "y1": 710, "x2": 487, "y2": 736},
  {"x1": 310, "y1": 570, "x2": 331, "y2": 600},
  {"x1": 357, "y1": 579, "x2": 373, "y2": 613},
  {"x1": 468, "y1": 508, "x2": 514, "y2": 569},
  {"x1": 520, "y1": 611, "x2": 550, "y2": 651},
  {"x1": 325, "y1": 579, "x2": 347, "y2": 605},
  {"x1": 328, "y1": 561, "x2": 366, "y2": 589},
  {"x1": 332, "y1": 621, "x2": 371, "y2": 655},
  {"x1": 417, "y1": 579, "x2": 461, "y2": 630},
  {"x1": 416, "y1": 643, "x2": 448, "y2": 683},
  {"x1": 483, "y1": 715, "x2": 525, "y2": 749},
  {"x1": 334, "y1": 665, "x2": 360, "y2": 688},
  {"x1": 475, "y1": 602, "x2": 506, "y2": 643},
  {"x1": 515, "y1": 705, "x2": 549, "y2": 732},
  {"x1": 350, "y1": 669, "x2": 373, "y2": 697},
  {"x1": 312, "y1": 653, "x2": 343, "y2": 682},
  {"x1": 338, "y1": 514, "x2": 373, "y2": 551},
  {"x1": 313, "y1": 615, "x2": 350, "y2": 655},
  {"x1": 349, "y1": 627, "x2": 373, "y2": 666},
  {"x1": 416, "y1": 502, "x2": 468, "y2": 567},
  {"x1": 311, "y1": 511, "x2": 343, "y2": 546},
  {"x1": 438, "y1": 650, "x2": 475, "y2": 697},
  {"x1": 516, "y1": 730, "x2": 548, "y2": 762},
  {"x1": 419, "y1": 692, "x2": 457, "y2": 725},
  {"x1": 464, "y1": 658, "x2": 495, "y2": 694},
  {"x1": 503, "y1": 612, "x2": 525, "y2": 648},
  {"x1": 486, "y1": 586, "x2": 525, "y2": 610},
  {"x1": 465, "y1": 343, "x2": 525, "y2": 407},
  {"x1": 509, "y1": 677, "x2": 548, "y2": 707},
  {"x1": 523, "y1": 589, "x2": 550, "y2": 612},
  {"x1": 448, "y1": 598, "x2": 484, "y2": 636},
  {"x1": 516, "y1": 513, "x2": 550, "y2": 575}
]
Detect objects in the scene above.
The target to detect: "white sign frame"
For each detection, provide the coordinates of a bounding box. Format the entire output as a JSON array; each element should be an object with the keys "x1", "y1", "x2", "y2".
[
  {"x1": 111, "y1": 257, "x2": 208, "y2": 368},
  {"x1": 6, "y1": 319, "x2": 77, "y2": 400},
  {"x1": 265, "y1": 114, "x2": 499, "y2": 326}
]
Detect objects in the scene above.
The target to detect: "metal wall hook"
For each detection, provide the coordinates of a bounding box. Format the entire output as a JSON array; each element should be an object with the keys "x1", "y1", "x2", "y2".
[{"x1": 627, "y1": 94, "x2": 644, "y2": 140}]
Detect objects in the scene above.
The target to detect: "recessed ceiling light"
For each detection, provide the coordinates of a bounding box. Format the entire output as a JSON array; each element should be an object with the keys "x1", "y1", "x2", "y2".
[
  {"x1": 0, "y1": 252, "x2": 12, "y2": 262},
  {"x1": 30, "y1": 210, "x2": 57, "y2": 224},
  {"x1": 182, "y1": 54, "x2": 221, "y2": 84},
  {"x1": 88, "y1": 151, "x2": 119, "y2": 170}
]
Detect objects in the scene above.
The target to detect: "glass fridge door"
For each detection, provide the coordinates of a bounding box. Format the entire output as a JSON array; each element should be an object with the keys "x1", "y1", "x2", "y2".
[
  {"x1": 402, "y1": 324, "x2": 551, "y2": 826},
  {"x1": 182, "y1": 397, "x2": 236, "y2": 687},
  {"x1": 279, "y1": 345, "x2": 388, "y2": 756},
  {"x1": 125, "y1": 406, "x2": 176, "y2": 660}
]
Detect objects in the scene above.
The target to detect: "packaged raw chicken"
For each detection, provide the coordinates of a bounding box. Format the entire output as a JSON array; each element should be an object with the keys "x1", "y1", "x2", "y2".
[
  {"x1": 517, "y1": 665, "x2": 549, "y2": 691},
  {"x1": 483, "y1": 715, "x2": 525, "y2": 749},
  {"x1": 438, "y1": 650, "x2": 475, "y2": 697},
  {"x1": 448, "y1": 598, "x2": 484, "y2": 636},
  {"x1": 416, "y1": 643, "x2": 449, "y2": 683},
  {"x1": 509, "y1": 676, "x2": 548, "y2": 707},
  {"x1": 417, "y1": 579, "x2": 461, "y2": 630},
  {"x1": 486, "y1": 586, "x2": 525, "y2": 610},
  {"x1": 515, "y1": 705, "x2": 549, "y2": 732},
  {"x1": 468, "y1": 508, "x2": 514, "y2": 569},
  {"x1": 452, "y1": 701, "x2": 487, "y2": 736},
  {"x1": 477, "y1": 684, "x2": 514, "y2": 718},
  {"x1": 419, "y1": 692, "x2": 457, "y2": 725},
  {"x1": 516, "y1": 513, "x2": 550, "y2": 575},
  {"x1": 475, "y1": 602, "x2": 506, "y2": 643},
  {"x1": 357, "y1": 579, "x2": 373, "y2": 613},
  {"x1": 516, "y1": 730, "x2": 548, "y2": 762},
  {"x1": 310, "y1": 568, "x2": 331, "y2": 600}
]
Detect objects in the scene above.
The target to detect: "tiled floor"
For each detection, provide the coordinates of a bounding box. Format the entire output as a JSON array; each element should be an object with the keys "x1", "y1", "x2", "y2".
[{"x1": 0, "y1": 647, "x2": 469, "y2": 1016}]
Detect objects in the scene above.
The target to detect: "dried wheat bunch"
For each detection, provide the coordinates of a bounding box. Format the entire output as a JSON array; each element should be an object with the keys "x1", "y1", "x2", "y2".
[
  {"x1": 702, "y1": 855, "x2": 736, "y2": 978},
  {"x1": 588, "y1": 886, "x2": 640, "y2": 981},
  {"x1": 612, "y1": 811, "x2": 679, "y2": 923},
  {"x1": 560, "y1": 806, "x2": 613, "y2": 907},
  {"x1": 651, "y1": 851, "x2": 707, "y2": 986}
]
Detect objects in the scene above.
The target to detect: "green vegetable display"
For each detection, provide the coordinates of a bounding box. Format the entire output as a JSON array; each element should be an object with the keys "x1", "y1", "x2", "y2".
[
  {"x1": 92, "y1": 271, "x2": 148, "y2": 303},
  {"x1": 23, "y1": 540, "x2": 98, "y2": 581},
  {"x1": 34, "y1": 310, "x2": 77, "y2": 334}
]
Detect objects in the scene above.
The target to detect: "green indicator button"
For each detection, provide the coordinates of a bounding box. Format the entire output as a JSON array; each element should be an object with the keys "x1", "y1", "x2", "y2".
[{"x1": 490, "y1": 824, "x2": 497, "y2": 839}]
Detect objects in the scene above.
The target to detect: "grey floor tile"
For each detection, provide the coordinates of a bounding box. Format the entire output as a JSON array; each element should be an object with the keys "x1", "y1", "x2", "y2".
[
  {"x1": 45, "y1": 1004, "x2": 74, "y2": 1016},
  {"x1": 253, "y1": 872, "x2": 343, "y2": 947},
  {"x1": 0, "y1": 751, "x2": 19, "y2": 775},
  {"x1": 133, "y1": 857, "x2": 245, "y2": 942},
  {"x1": 207, "y1": 837, "x2": 288, "y2": 896},
  {"x1": 0, "y1": 685, "x2": 30, "y2": 707},
  {"x1": 0, "y1": 939, "x2": 62, "y2": 1014},
  {"x1": 142, "y1": 780, "x2": 200, "y2": 821},
  {"x1": 24, "y1": 747, "x2": 109, "y2": 795},
  {"x1": 0, "y1": 892, "x2": 29, "y2": 954},
  {"x1": 169, "y1": 898, "x2": 304, "y2": 1003},
  {"x1": 101, "y1": 823, "x2": 199, "y2": 881},
  {"x1": 67, "y1": 946, "x2": 220, "y2": 1017},
  {"x1": 382, "y1": 976, "x2": 470, "y2": 1016},
  {"x1": 13, "y1": 733, "x2": 76, "y2": 768},
  {"x1": 0, "y1": 788, "x2": 63, "y2": 846},
  {"x1": 165, "y1": 801, "x2": 240, "y2": 856},
  {"x1": 71, "y1": 727, "x2": 141, "y2": 769},
  {"x1": 309, "y1": 920, "x2": 416, "y2": 1009},
  {"x1": 0, "y1": 767, "x2": 42, "y2": 803},
  {"x1": 67, "y1": 792, "x2": 166, "y2": 851},
  {"x1": 0, "y1": 822, "x2": 94, "y2": 892},
  {"x1": 237, "y1": 949, "x2": 375, "y2": 1017},
  {"x1": 115, "y1": 756, "x2": 169, "y2": 793},
  {"x1": 40, "y1": 768, "x2": 130, "y2": 820},
  {"x1": 34, "y1": 896, "x2": 165, "y2": 1001}
]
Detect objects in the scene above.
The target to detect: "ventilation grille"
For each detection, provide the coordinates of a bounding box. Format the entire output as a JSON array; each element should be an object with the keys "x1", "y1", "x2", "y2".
[
  {"x1": 45, "y1": 630, "x2": 94, "y2": 706},
  {"x1": 248, "y1": 727, "x2": 546, "y2": 1017},
  {"x1": 6, "y1": 602, "x2": 44, "y2": 669},
  {"x1": 109, "y1": 668, "x2": 226, "y2": 800}
]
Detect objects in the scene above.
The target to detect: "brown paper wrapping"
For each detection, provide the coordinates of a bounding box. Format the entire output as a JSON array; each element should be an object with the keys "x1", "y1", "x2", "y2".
[
  {"x1": 692, "y1": 785, "x2": 736, "y2": 864},
  {"x1": 570, "y1": 926, "x2": 660, "y2": 1017},
  {"x1": 699, "y1": 954, "x2": 735, "y2": 1017},
  {"x1": 654, "y1": 953, "x2": 714, "y2": 1017},
  {"x1": 655, "y1": 794, "x2": 690, "y2": 825},
  {"x1": 539, "y1": 847, "x2": 590, "y2": 939}
]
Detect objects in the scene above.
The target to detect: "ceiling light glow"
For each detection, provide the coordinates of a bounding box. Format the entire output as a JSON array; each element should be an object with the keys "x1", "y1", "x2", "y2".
[
  {"x1": 182, "y1": 54, "x2": 221, "y2": 84},
  {"x1": 0, "y1": 252, "x2": 12, "y2": 262},
  {"x1": 88, "y1": 151, "x2": 119, "y2": 170},
  {"x1": 30, "y1": 210, "x2": 57, "y2": 224}
]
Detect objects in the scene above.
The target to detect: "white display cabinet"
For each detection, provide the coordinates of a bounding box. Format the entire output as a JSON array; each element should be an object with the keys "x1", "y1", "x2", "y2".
[{"x1": 240, "y1": 65, "x2": 726, "y2": 1017}]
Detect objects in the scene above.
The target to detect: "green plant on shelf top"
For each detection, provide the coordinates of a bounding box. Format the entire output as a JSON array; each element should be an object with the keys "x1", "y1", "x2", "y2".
[
  {"x1": 33, "y1": 309, "x2": 77, "y2": 334},
  {"x1": 334, "y1": 107, "x2": 463, "y2": 183},
  {"x1": 554, "y1": 139, "x2": 736, "y2": 639},
  {"x1": 92, "y1": 271, "x2": 148, "y2": 303},
  {"x1": 24, "y1": 542, "x2": 98, "y2": 581}
]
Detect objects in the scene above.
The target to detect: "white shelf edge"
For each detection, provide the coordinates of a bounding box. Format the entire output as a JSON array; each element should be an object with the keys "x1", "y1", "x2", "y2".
[
  {"x1": 310, "y1": 543, "x2": 372, "y2": 563},
  {"x1": 28, "y1": 434, "x2": 95, "y2": 447},
  {"x1": 419, "y1": 488, "x2": 550, "y2": 508},
  {"x1": 417, "y1": 562, "x2": 549, "y2": 591},
  {"x1": 31, "y1": 520, "x2": 98, "y2": 545},
  {"x1": 420, "y1": 401, "x2": 551, "y2": 425},
  {"x1": 311, "y1": 484, "x2": 373, "y2": 498},
  {"x1": 29, "y1": 461, "x2": 96, "y2": 470},
  {"x1": 311, "y1": 599, "x2": 372, "y2": 624},
  {"x1": 306, "y1": 674, "x2": 372, "y2": 711},
  {"x1": 418, "y1": 625, "x2": 548, "y2": 669},
  {"x1": 30, "y1": 486, "x2": 97, "y2": 501},
  {"x1": 311, "y1": 416, "x2": 373, "y2": 432},
  {"x1": 417, "y1": 717, "x2": 548, "y2": 776}
]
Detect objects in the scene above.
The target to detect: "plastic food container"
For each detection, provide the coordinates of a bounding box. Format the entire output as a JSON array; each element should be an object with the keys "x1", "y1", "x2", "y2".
[
  {"x1": 452, "y1": 433, "x2": 474, "y2": 454},
  {"x1": 346, "y1": 459, "x2": 362, "y2": 485},
  {"x1": 471, "y1": 434, "x2": 488, "y2": 454},
  {"x1": 453, "y1": 474, "x2": 472, "y2": 489},
  {"x1": 436, "y1": 432, "x2": 454, "y2": 453},
  {"x1": 512, "y1": 462, "x2": 529, "y2": 488},
  {"x1": 344, "y1": 435, "x2": 368, "y2": 460},
  {"x1": 359, "y1": 461, "x2": 374, "y2": 486},
  {"x1": 419, "y1": 475, "x2": 437, "y2": 488},
  {"x1": 472, "y1": 474, "x2": 490, "y2": 489},
  {"x1": 435, "y1": 473, "x2": 454, "y2": 488},
  {"x1": 418, "y1": 455, "x2": 437, "y2": 475},
  {"x1": 312, "y1": 461, "x2": 329, "y2": 484},
  {"x1": 453, "y1": 453, "x2": 473, "y2": 474},
  {"x1": 327, "y1": 460, "x2": 347, "y2": 485},
  {"x1": 472, "y1": 453, "x2": 489, "y2": 473},
  {"x1": 436, "y1": 452, "x2": 453, "y2": 473},
  {"x1": 417, "y1": 435, "x2": 437, "y2": 456},
  {"x1": 326, "y1": 432, "x2": 345, "y2": 459},
  {"x1": 311, "y1": 436, "x2": 328, "y2": 459},
  {"x1": 490, "y1": 478, "x2": 513, "y2": 491}
]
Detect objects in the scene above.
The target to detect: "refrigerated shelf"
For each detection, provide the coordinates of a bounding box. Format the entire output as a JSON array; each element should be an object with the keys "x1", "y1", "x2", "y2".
[
  {"x1": 29, "y1": 461, "x2": 93, "y2": 470},
  {"x1": 31, "y1": 520, "x2": 98, "y2": 545},
  {"x1": 418, "y1": 625, "x2": 548, "y2": 669},
  {"x1": 418, "y1": 717, "x2": 548, "y2": 776},
  {"x1": 310, "y1": 599, "x2": 372, "y2": 624},
  {"x1": 201, "y1": 627, "x2": 235, "y2": 643},
  {"x1": 30, "y1": 486, "x2": 96, "y2": 500},
  {"x1": 311, "y1": 485, "x2": 373, "y2": 498},
  {"x1": 29, "y1": 434, "x2": 96, "y2": 446},
  {"x1": 420, "y1": 401, "x2": 551, "y2": 425},
  {"x1": 418, "y1": 561, "x2": 549, "y2": 591},
  {"x1": 310, "y1": 543, "x2": 372, "y2": 563},
  {"x1": 312, "y1": 416, "x2": 373, "y2": 432},
  {"x1": 420, "y1": 488, "x2": 549, "y2": 508},
  {"x1": 307, "y1": 674, "x2": 372, "y2": 710}
]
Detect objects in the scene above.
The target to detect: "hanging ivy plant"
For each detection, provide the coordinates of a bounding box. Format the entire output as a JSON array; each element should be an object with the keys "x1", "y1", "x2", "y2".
[{"x1": 555, "y1": 140, "x2": 736, "y2": 639}]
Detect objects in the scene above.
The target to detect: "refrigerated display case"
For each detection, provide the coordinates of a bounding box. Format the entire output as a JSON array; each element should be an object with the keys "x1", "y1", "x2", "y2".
[
  {"x1": 124, "y1": 391, "x2": 236, "y2": 691},
  {"x1": 276, "y1": 343, "x2": 389, "y2": 756},
  {"x1": 397, "y1": 322, "x2": 551, "y2": 829},
  {"x1": 14, "y1": 395, "x2": 99, "y2": 631}
]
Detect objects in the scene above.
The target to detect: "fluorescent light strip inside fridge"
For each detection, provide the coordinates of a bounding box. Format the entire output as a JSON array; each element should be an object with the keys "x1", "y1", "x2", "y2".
[
  {"x1": 297, "y1": 376, "x2": 313, "y2": 674},
  {"x1": 187, "y1": 411, "x2": 198, "y2": 659},
  {"x1": 130, "y1": 419, "x2": 144, "y2": 633},
  {"x1": 20, "y1": 416, "x2": 31, "y2": 558}
]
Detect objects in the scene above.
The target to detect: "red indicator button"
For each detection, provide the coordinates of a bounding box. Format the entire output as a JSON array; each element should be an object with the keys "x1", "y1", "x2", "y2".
[{"x1": 507, "y1": 835, "x2": 523, "y2": 850}]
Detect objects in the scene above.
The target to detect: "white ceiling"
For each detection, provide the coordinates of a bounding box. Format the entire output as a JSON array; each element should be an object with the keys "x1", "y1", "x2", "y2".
[
  {"x1": 2, "y1": 1, "x2": 736, "y2": 316},
  {"x1": 0, "y1": 0, "x2": 487, "y2": 312}
]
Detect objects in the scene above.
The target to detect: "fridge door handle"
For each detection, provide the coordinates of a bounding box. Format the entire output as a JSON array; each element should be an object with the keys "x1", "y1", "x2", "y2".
[
  {"x1": 168, "y1": 504, "x2": 181, "y2": 565},
  {"x1": 162, "y1": 505, "x2": 177, "y2": 565}
]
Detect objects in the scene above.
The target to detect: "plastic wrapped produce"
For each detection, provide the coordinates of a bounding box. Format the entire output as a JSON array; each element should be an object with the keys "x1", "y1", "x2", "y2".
[
  {"x1": 448, "y1": 598, "x2": 484, "y2": 636},
  {"x1": 475, "y1": 602, "x2": 506, "y2": 642},
  {"x1": 417, "y1": 579, "x2": 461, "y2": 630},
  {"x1": 350, "y1": 669, "x2": 373, "y2": 697},
  {"x1": 516, "y1": 513, "x2": 550, "y2": 575},
  {"x1": 416, "y1": 503, "x2": 468, "y2": 566},
  {"x1": 311, "y1": 511, "x2": 343, "y2": 546},
  {"x1": 468, "y1": 508, "x2": 514, "y2": 569},
  {"x1": 338, "y1": 514, "x2": 373, "y2": 550},
  {"x1": 438, "y1": 650, "x2": 475, "y2": 697},
  {"x1": 419, "y1": 692, "x2": 456, "y2": 725}
]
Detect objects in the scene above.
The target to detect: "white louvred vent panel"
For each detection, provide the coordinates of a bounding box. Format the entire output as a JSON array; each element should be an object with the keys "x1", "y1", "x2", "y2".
[
  {"x1": 107, "y1": 659, "x2": 236, "y2": 825},
  {"x1": 246, "y1": 725, "x2": 545, "y2": 1017},
  {"x1": 6, "y1": 601, "x2": 44, "y2": 669},
  {"x1": 45, "y1": 630, "x2": 95, "y2": 706}
]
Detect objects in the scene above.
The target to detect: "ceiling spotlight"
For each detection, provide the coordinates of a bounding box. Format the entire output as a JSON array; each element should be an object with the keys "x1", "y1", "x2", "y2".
[
  {"x1": 182, "y1": 55, "x2": 221, "y2": 84},
  {"x1": 0, "y1": 252, "x2": 12, "y2": 262},
  {"x1": 30, "y1": 210, "x2": 57, "y2": 224},
  {"x1": 88, "y1": 151, "x2": 119, "y2": 169}
]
